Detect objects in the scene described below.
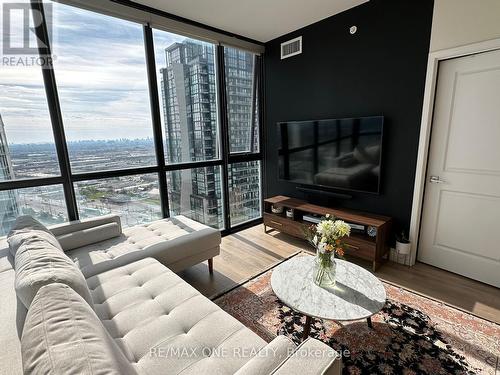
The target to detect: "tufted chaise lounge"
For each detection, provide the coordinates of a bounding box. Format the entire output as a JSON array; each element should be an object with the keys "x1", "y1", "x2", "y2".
[
  {"x1": 0, "y1": 216, "x2": 341, "y2": 374},
  {"x1": 50, "y1": 214, "x2": 221, "y2": 277}
]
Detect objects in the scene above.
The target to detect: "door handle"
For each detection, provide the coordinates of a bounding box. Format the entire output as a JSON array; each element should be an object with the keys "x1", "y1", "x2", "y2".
[{"x1": 429, "y1": 175, "x2": 445, "y2": 184}]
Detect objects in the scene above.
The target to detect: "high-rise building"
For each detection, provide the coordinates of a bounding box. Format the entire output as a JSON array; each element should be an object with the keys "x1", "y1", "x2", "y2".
[
  {"x1": 0, "y1": 114, "x2": 20, "y2": 235},
  {"x1": 223, "y1": 47, "x2": 261, "y2": 225},
  {"x1": 160, "y1": 41, "x2": 223, "y2": 228},
  {"x1": 160, "y1": 41, "x2": 260, "y2": 228}
]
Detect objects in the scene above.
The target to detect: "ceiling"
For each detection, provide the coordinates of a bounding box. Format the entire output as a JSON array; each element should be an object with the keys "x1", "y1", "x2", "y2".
[{"x1": 133, "y1": 0, "x2": 369, "y2": 43}]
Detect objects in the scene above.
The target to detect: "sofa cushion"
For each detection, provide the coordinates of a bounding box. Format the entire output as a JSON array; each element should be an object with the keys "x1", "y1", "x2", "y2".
[
  {"x1": 57, "y1": 221, "x2": 122, "y2": 251},
  {"x1": 21, "y1": 283, "x2": 137, "y2": 375},
  {"x1": 271, "y1": 338, "x2": 341, "y2": 375},
  {"x1": 7, "y1": 215, "x2": 62, "y2": 256},
  {"x1": 86, "y1": 258, "x2": 267, "y2": 374},
  {"x1": 50, "y1": 214, "x2": 121, "y2": 238},
  {"x1": 234, "y1": 336, "x2": 296, "y2": 375},
  {"x1": 14, "y1": 236, "x2": 93, "y2": 309},
  {"x1": 67, "y1": 216, "x2": 221, "y2": 277}
]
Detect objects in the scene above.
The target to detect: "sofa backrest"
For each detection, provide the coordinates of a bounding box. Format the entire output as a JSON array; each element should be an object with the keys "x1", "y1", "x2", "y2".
[
  {"x1": 7, "y1": 216, "x2": 94, "y2": 310},
  {"x1": 22, "y1": 283, "x2": 137, "y2": 375},
  {"x1": 14, "y1": 236, "x2": 94, "y2": 309},
  {"x1": 8, "y1": 215, "x2": 63, "y2": 256}
]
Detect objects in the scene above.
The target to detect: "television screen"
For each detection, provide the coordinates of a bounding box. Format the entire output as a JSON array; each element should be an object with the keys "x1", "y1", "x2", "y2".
[{"x1": 278, "y1": 116, "x2": 384, "y2": 194}]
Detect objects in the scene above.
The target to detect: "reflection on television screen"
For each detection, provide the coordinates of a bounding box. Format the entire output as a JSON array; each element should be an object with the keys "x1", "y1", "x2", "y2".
[{"x1": 278, "y1": 116, "x2": 383, "y2": 194}]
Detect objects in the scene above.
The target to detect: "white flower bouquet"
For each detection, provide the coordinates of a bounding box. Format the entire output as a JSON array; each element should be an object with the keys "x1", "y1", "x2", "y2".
[{"x1": 305, "y1": 214, "x2": 351, "y2": 287}]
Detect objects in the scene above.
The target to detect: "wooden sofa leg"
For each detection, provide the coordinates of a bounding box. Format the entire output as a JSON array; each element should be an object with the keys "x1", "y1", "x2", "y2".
[{"x1": 208, "y1": 258, "x2": 214, "y2": 275}]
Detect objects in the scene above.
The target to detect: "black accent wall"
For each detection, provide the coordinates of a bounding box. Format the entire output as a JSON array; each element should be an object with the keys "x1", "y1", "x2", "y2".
[{"x1": 264, "y1": 0, "x2": 434, "y2": 231}]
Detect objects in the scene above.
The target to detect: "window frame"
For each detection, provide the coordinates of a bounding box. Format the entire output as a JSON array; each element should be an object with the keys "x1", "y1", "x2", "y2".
[
  {"x1": 0, "y1": 1, "x2": 264, "y2": 235},
  {"x1": 224, "y1": 46, "x2": 261, "y2": 156}
]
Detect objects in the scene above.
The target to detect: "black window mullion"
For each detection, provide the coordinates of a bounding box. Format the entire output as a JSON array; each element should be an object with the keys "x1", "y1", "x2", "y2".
[
  {"x1": 249, "y1": 55, "x2": 258, "y2": 153},
  {"x1": 68, "y1": 160, "x2": 226, "y2": 184},
  {"x1": 216, "y1": 45, "x2": 231, "y2": 232},
  {"x1": 257, "y1": 55, "x2": 266, "y2": 208},
  {"x1": 164, "y1": 159, "x2": 223, "y2": 172},
  {"x1": 31, "y1": 0, "x2": 78, "y2": 221},
  {"x1": 143, "y1": 25, "x2": 170, "y2": 218},
  {"x1": 71, "y1": 166, "x2": 160, "y2": 182},
  {"x1": 228, "y1": 153, "x2": 262, "y2": 164},
  {"x1": 0, "y1": 177, "x2": 65, "y2": 191}
]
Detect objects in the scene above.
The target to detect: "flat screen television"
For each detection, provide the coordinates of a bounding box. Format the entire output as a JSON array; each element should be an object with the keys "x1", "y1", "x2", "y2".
[{"x1": 278, "y1": 116, "x2": 384, "y2": 194}]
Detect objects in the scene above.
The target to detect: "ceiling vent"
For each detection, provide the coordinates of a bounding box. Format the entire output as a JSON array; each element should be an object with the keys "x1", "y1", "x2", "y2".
[{"x1": 281, "y1": 36, "x2": 302, "y2": 60}]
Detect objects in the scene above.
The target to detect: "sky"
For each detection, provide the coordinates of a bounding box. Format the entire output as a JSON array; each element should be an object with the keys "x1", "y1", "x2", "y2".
[{"x1": 0, "y1": 0, "x2": 188, "y2": 144}]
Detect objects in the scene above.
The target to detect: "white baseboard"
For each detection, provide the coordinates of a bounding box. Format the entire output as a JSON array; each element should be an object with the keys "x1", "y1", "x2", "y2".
[{"x1": 389, "y1": 247, "x2": 412, "y2": 266}]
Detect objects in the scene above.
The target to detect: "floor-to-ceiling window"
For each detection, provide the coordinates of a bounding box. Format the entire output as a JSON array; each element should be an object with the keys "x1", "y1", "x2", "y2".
[
  {"x1": 0, "y1": 0, "x2": 65, "y2": 234},
  {"x1": 0, "y1": 0, "x2": 263, "y2": 236},
  {"x1": 153, "y1": 31, "x2": 225, "y2": 229},
  {"x1": 224, "y1": 47, "x2": 262, "y2": 226},
  {"x1": 48, "y1": 2, "x2": 162, "y2": 226}
]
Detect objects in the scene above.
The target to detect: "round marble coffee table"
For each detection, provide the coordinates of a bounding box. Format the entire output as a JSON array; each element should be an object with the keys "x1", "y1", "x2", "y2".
[{"x1": 271, "y1": 256, "x2": 386, "y2": 340}]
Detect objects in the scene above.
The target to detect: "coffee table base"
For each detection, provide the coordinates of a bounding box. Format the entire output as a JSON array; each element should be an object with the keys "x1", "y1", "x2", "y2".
[
  {"x1": 302, "y1": 316, "x2": 313, "y2": 341},
  {"x1": 301, "y1": 315, "x2": 374, "y2": 341}
]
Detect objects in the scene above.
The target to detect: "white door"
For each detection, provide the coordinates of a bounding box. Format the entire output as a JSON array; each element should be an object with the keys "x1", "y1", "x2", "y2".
[{"x1": 418, "y1": 48, "x2": 500, "y2": 288}]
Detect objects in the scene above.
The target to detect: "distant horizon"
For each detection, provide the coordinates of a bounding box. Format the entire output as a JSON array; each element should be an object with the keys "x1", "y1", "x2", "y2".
[{"x1": 8, "y1": 137, "x2": 155, "y2": 146}]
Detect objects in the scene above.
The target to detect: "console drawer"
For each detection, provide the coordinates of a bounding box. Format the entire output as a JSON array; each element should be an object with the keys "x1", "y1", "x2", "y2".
[
  {"x1": 264, "y1": 213, "x2": 304, "y2": 237},
  {"x1": 344, "y1": 237, "x2": 376, "y2": 261}
]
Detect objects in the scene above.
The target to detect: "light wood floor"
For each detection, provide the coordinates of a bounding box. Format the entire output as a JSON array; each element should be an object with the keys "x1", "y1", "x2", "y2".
[
  {"x1": 178, "y1": 224, "x2": 500, "y2": 324},
  {"x1": 178, "y1": 224, "x2": 305, "y2": 299}
]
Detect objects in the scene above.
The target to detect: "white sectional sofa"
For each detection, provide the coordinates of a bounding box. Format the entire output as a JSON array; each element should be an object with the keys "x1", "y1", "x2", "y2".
[{"x1": 0, "y1": 215, "x2": 341, "y2": 374}]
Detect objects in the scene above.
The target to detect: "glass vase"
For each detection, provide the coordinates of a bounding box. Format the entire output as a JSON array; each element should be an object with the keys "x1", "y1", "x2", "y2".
[{"x1": 313, "y1": 251, "x2": 337, "y2": 288}]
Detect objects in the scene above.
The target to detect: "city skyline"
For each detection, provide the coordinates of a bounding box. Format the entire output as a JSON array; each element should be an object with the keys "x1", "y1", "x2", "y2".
[
  {"x1": 0, "y1": 0, "x2": 184, "y2": 144},
  {"x1": 0, "y1": 1, "x2": 261, "y2": 236},
  {"x1": 0, "y1": 37, "x2": 261, "y2": 234}
]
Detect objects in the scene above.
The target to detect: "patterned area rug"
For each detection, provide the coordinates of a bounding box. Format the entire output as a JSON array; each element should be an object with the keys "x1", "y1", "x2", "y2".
[{"x1": 215, "y1": 255, "x2": 500, "y2": 374}]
